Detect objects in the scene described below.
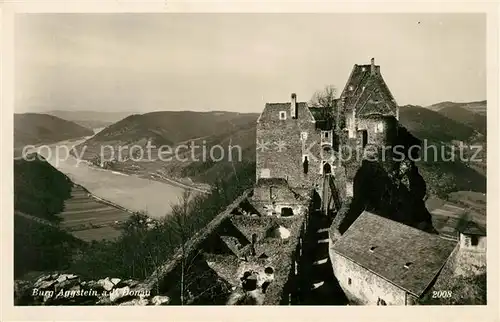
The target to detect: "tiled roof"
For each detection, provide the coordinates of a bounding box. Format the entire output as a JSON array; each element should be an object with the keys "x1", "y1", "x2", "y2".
[
  {"x1": 458, "y1": 220, "x2": 486, "y2": 236},
  {"x1": 308, "y1": 107, "x2": 326, "y2": 121},
  {"x1": 331, "y1": 211, "x2": 457, "y2": 297},
  {"x1": 265, "y1": 102, "x2": 308, "y2": 109},
  {"x1": 340, "y1": 63, "x2": 397, "y2": 116},
  {"x1": 308, "y1": 99, "x2": 339, "y2": 123},
  {"x1": 258, "y1": 102, "x2": 313, "y2": 122}
]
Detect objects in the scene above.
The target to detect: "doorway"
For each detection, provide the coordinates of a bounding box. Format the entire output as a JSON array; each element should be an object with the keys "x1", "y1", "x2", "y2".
[
  {"x1": 361, "y1": 130, "x2": 368, "y2": 148},
  {"x1": 323, "y1": 162, "x2": 332, "y2": 175}
]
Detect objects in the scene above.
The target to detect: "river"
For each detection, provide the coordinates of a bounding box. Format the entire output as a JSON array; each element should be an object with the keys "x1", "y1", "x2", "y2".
[{"x1": 28, "y1": 130, "x2": 186, "y2": 219}]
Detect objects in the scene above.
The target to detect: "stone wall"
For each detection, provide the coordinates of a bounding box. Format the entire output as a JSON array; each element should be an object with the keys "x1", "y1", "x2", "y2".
[
  {"x1": 453, "y1": 237, "x2": 487, "y2": 277},
  {"x1": 253, "y1": 184, "x2": 298, "y2": 204},
  {"x1": 329, "y1": 250, "x2": 413, "y2": 305},
  {"x1": 357, "y1": 115, "x2": 398, "y2": 147},
  {"x1": 333, "y1": 165, "x2": 348, "y2": 201},
  {"x1": 252, "y1": 184, "x2": 308, "y2": 216},
  {"x1": 459, "y1": 233, "x2": 487, "y2": 251},
  {"x1": 256, "y1": 103, "x2": 322, "y2": 189}
]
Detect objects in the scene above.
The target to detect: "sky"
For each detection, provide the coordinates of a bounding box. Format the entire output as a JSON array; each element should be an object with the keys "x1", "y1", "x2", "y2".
[{"x1": 15, "y1": 13, "x2": 486, "y2": 114}]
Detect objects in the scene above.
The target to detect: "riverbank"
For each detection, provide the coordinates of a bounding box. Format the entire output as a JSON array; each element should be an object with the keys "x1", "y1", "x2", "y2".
[{"x1": 24, "y1": 136, "x2": 187, "y2": 219}]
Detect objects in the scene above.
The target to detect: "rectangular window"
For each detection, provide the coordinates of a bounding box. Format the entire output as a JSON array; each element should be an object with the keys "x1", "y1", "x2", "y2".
[
  {"x1": 347, "y1": 117, "x2": 356, "y2": 139},
  {"x1": 471, "y1": 236, "x2": 479, "y2": 246},
  {"x1": 374, "y1": 122, "x2": 384, "y2": 133},
  {"x1": 260, "y1": 168, "x2": 270, "y2": 178},
  {"x1": 279, "y1": 111, "x2": 287, "y2": 120}
]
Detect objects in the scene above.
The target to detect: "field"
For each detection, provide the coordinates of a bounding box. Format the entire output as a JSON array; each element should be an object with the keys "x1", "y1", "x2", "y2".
[
  {"x1": 426, "y1": 191, "x2": 486, "y2": 239},
  {"x1": 35, "y1": 138, "x2": 187, "y2": 219},
  {"x1": 57, "y1": 185, "x2": 131, "y2": 242}
]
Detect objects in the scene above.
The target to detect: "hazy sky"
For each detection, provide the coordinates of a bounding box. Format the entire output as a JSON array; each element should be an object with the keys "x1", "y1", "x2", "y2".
[{"x1": 15, "y1": 13, "x2": 486, "y2": 114}]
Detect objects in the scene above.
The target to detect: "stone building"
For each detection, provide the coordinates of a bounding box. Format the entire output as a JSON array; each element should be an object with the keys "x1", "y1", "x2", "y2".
[
  {"x1": 256, "y1": 94, "x2": 323, "y2": 189},
  {"x1": 459, "y1": 220, "x2": 486, "y2": 251},
  {"x1": 255, "y1": 93, "x2": 342, "y2": 214},
  {"x1": 329, "y1": 211, "x2": 457, "y2": 305},
  {"x1": 341, "y1": 57, "x2": 399, "y2": 128},
  {"x1": 255, "y1": 58, "x2": 402, "y2": 206},
  {"x1": 337, "y1": 58, "x2": 402, "y2": 193},
  {"x1": 453, "y1": 220, "x2": 487, "y2": 276}
]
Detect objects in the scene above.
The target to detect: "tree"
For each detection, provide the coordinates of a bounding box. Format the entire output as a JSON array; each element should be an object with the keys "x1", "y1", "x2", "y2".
[
  {"x1": 310, "y1": 85, "x2": 337, "y2": 109},
  {"x1": 169, "y1": 189, "x2": 233, "y2": 305},
  {"x1": 310, "y1": 85, "x2": 338, "y2": 127},
  {"x1": 170, "y1": 189, "x2": 192, "y2": 305}
]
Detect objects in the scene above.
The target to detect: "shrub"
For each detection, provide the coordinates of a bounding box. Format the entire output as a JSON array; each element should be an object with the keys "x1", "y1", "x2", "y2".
[{"x1": 70, "y1": 161, "x2": 256, "y2": 280}]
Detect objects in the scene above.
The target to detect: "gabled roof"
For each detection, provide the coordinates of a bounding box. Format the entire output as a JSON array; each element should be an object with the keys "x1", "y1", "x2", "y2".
[
  {"x1": 340, "y1": 61, "x2": 397, "y2": 116},
  {"x1": 308, "y1": 107, "x2": 326, "y2": 121},
  {"x1": 331, "y1": 211, "x2": 457, "y2": 297},
  {"x1": 458, "y1": 220, "x2": 486, "y2": 236},
  {"x1": 257, "y1": 101, "x2": 315, "y2": 123}
]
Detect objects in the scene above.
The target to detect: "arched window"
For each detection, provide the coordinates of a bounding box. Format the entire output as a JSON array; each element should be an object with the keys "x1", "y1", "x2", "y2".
[
  {"x1": 303, "y1": 156, "x2": 309, "y2": 174},
  {"x1": 323, "y1": 162, "x2": 332, "y2": 174}
]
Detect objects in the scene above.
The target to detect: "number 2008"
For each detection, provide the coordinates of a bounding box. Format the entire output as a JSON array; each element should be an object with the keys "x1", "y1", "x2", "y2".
[{"x1": 432, "y1": 290, "x2": 452, "y2": 298}]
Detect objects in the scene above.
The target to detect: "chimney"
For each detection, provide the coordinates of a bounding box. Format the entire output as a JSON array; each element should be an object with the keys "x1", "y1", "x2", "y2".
[
  {"x1": 370, "y1": 57, "x2": 375, "y2": 75},
  {"x1": 291, "y1": 93, "x2": 297, "y2": 118}
]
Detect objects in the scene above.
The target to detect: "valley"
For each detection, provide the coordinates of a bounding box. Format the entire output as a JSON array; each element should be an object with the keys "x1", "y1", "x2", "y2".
[{"x1": 27, "y1": 136, "x2": 188, "y2": 219}]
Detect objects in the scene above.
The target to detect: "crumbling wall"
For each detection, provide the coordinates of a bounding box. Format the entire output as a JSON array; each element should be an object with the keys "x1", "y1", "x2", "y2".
[
  {"x1": 251, "y1": 182, "x2": 308, "y2": 217},
  {"x1": 14, "y1": 273, "x2": 168, "y2": 306},
  {"x1": 252, "y1": 183, "x2": 297, "y2": 204}
]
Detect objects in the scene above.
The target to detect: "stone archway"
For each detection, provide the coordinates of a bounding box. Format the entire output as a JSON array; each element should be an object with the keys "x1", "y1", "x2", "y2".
[{"x1": 323, "y1": 162, "x2": 332, "y2": 175}]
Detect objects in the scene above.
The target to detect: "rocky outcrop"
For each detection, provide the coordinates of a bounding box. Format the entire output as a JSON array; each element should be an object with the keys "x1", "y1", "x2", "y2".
[
  {"x1": 331, "y1": 159, "x2": 435, "y2": 239},
  {"x1": 331, "y1": 123, "x2": 437, "y2": 240},
  {"x1": 14, "y1": 273, "x2": 169, "y2": 306}
]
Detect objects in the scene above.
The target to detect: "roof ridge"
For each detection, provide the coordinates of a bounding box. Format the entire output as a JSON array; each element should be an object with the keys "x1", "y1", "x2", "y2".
[{"x1": 359, "y1": 211, "x2": 439, "y2": 236}]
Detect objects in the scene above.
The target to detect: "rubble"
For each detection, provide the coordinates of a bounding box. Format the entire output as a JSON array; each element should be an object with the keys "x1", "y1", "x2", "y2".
[{"x1": 14, "y1": 272, "x2": 164, "y2": 306}]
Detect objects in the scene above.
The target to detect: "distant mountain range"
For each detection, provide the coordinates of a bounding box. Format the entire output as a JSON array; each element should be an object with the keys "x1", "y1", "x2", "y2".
[
  {"x1": 45, "y1": 110, "x2": 135, "y2": 129},
  {"x1": 83, "y1": 110, "x2": 258, "y2": 146},
  {"x1": 73, "y1": 111, "x2": 258, "y2": 183},
  {"x1": 425, "y1": 100, "x2": 486, "y2": 136},
  {"x1": 14, "y1": 113, "x2": 94, "y2": 149},
  {"x1": 427, "y1": 100, "x2": 487, "y2": 116},
  {"x1": 15, "y1": 99, "x2": 486, "y2": 196},
  {"x1": 399, "y1": 104, "x2": 485, "y2": 142},
  {"x1": 398, "y1": 102, "x2": 486, "y2": 196}
]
